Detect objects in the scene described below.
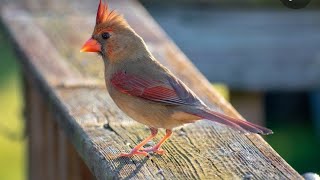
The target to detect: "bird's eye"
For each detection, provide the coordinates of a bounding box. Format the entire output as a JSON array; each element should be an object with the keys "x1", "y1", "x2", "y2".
[{"x1": 101, "y1": 32, "x2": 111, "y2": 40}]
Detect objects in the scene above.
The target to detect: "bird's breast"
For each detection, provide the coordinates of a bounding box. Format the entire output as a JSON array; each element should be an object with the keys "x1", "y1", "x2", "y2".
[{"x1": 105, "y1": 83, "x2": 198, "y2": 129}]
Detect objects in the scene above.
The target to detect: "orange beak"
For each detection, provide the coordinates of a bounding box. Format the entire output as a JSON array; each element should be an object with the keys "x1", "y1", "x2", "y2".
[{"x1": 80, "y1": 38, "x2": 101, "y2": 53}]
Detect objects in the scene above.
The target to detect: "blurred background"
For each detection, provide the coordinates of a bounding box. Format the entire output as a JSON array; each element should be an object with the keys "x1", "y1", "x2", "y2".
[
  {"x1": 0, "y1": 0, "x2": 319, "y2": 179},
  {"x1": 0, "y1": 23, "x2": 25, "y2": 179}
]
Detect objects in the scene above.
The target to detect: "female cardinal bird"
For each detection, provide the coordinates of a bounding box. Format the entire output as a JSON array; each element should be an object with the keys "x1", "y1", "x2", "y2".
[{"x1": 81, "y1": 0, "x2": 272, "y2": 157}]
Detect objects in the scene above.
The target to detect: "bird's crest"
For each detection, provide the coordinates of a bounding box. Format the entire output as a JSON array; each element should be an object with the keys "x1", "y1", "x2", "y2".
[{"x1": 96, "y1": 0, "x2": 127, "y2": 28}]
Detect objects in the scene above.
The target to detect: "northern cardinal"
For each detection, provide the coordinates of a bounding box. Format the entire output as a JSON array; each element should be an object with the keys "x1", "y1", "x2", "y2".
[{"x1": 81, "y1": 0, "x2": 272, "y2": 157}]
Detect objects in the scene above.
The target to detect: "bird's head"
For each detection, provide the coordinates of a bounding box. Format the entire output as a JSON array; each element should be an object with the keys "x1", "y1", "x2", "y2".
[{"x1": 81, "y1": 0, "x2": 146, "y2": 62}]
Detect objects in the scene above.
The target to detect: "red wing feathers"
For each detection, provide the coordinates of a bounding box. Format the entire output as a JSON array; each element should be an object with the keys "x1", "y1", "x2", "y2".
[
  {"x1": 111, "y1": 72, "x2": 273, "y2": 134},
  {"x1": 111, "y1": 71, "x2": 202, "y2": 106}
]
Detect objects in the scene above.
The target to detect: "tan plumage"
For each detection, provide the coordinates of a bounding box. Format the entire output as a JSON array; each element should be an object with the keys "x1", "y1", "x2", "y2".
[{"x1": 81, "y1": 0, "x2": 272, "y2": 157}]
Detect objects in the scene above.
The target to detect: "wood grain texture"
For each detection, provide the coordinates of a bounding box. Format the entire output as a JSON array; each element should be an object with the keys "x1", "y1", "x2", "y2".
[
  {"x1": 57, "y1": 128, "x2": 68, "y2": 180},
  {"x1": 46, "y1": 106, "x2": 58, "y2": 180},
  {"x1": 28, "y1": 78, "x2": 46, "y2": 180},
  {"x1": 1, "y1": 0, "x2": 302, "y2": 179}
]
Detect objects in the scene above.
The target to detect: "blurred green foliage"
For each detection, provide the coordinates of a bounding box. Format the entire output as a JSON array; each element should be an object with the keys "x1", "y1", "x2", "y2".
[
  {"x1": 267, "y1": 123, "x2": 320, "y2": 174},
  {"x1": 212, "y1": 83, "x2": 229, "y2": 101},
  {"x1": 0, "y1": 25, "x2": 25, "y2": 180}
]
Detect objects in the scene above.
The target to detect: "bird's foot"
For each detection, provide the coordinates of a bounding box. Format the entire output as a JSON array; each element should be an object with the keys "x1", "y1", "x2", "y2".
[
  {"x1": 119, "y1": 149, "x2": 149, "y2": 157},
  {"x1": 141, "y1": 147, "x2": 165, "y2": 155}
]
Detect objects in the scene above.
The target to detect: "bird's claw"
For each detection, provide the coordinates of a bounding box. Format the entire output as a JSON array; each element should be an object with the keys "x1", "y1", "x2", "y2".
[
  {"x1": 119, "y1": 150, "x2": 149, "y2": 157},
  {"x1": 141, "y1": 147, "x2": 165, "y2": 155}
]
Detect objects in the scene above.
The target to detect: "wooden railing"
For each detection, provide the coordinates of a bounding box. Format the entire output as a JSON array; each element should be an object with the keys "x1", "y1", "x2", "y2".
[{"x1": 1, "y1": 0, "x2": 302, "y2": 179}]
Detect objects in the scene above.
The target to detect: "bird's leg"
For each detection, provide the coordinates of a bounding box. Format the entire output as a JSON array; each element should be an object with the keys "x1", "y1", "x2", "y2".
[
  {"x1": 120, "y1": 127, "x2": 158, "y2": 157},
  {"x1": 143, "y1": 129, "x2": 172, "y2": 155}
]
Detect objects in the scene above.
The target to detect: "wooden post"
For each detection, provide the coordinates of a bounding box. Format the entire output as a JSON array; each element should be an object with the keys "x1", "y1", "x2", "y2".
[
  {"x1": 24, "y1": 75, "x2": 95, "y2": 180},
  {"x1": 28, "y1": 77, "x2": 46, "y2": 180},
  {"x1": 45, "y1": 107, "x2": 58, "y2": 180},
  {"x1": 57, "y1": 128, "x2": 68, "y2": 180}
]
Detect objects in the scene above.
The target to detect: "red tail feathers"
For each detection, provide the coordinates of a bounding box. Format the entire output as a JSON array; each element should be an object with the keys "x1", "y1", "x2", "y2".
[{"x1": 192, "y1": 108, "x2": 273, "y2": 135}]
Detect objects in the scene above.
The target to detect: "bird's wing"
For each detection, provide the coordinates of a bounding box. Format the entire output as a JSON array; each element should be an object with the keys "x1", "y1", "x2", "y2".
[
  {"x1": 110, "y1": 71, "x2": 204, "y2": 106},
  {"x1": 111, "y1": 71, "x2": 273, "y2": 135}
]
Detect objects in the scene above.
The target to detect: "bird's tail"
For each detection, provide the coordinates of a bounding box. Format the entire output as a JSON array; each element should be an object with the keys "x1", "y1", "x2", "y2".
[{"x1": 189, "y1": 108, "x2": 273, "y2": 135}]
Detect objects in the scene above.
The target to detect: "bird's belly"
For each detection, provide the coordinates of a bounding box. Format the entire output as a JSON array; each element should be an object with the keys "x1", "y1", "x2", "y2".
[{"x1": 108, "y1": 87, "x2": 199, "y2": 129}]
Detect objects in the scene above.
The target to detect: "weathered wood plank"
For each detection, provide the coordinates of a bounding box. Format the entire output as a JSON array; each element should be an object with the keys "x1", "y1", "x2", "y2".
[
  {"x1": 1, "y1": 0, "x2": 302, "y2": 179},
  {"x1": 1, "y1": 5, "x2": 104, "y2": 88},
  {"x1": 55, "y1": 88, "x2": 300, "y2": 179}
]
